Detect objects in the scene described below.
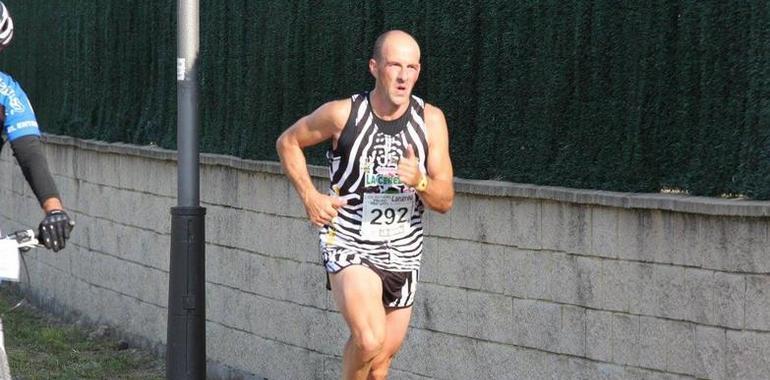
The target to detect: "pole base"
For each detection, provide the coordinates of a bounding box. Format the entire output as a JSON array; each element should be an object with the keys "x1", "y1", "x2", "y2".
[{"x1": 167, "y1": 206, "x2": 206, "y2": 380}]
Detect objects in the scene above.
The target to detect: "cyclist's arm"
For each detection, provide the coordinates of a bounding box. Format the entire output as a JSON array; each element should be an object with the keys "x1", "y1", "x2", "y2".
[
  {"x1": 1, "y1": 74, "x2": 62, "y2": 210},
  {"x1": 10, "y1": 135, "x2": 61, "y2": 210}
]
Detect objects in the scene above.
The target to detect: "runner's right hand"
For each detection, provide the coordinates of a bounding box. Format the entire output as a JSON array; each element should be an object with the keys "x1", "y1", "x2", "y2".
[{"x1": 302, "y1": 191, "x2": 346, "y2": 227}]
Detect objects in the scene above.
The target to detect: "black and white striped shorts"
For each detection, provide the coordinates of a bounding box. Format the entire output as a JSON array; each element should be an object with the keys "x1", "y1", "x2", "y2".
[{"x1": 323, "y1": 248, "x2": 419, "y2": 309}]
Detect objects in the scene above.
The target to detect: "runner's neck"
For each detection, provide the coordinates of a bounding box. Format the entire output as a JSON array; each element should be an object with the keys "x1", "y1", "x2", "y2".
[{"x1": 368, "y1": 90, "x2": 410, "y2": 121}]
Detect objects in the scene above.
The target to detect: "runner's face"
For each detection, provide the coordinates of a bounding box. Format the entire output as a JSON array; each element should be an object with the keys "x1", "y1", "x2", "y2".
[{"x1": 370, "y1": 37, "x2": 421, "y2": 108}]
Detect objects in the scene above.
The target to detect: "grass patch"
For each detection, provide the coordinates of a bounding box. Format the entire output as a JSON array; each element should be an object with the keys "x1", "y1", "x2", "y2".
[{"x1": 0, "y1": 285, "x2": 164, "y2": 379}]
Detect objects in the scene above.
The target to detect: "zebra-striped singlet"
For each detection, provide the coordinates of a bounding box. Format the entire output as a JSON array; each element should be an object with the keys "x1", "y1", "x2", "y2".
[{"x1": 320, "y1": 92, "x2": 429, "y2": 272}]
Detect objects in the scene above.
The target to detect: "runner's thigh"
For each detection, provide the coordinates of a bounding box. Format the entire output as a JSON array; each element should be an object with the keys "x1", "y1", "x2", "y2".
[{"x1": 330, "y1": 265, "x2": 386, "y2": 336}]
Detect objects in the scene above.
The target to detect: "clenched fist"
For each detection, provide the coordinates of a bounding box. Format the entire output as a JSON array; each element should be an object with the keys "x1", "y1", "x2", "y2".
[{"x1": 302, "y1": 190, "x2": 347, "y2": 227}]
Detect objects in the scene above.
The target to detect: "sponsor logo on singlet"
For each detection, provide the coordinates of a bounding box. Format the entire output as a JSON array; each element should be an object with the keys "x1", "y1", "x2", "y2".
[{"x1": 362, "y1": 133, "x2": 404, "y2": 189}]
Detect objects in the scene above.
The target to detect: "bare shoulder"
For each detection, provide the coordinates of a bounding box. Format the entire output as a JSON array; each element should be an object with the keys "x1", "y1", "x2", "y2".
[
  {"x1": 310, "y1": 98, "x2": 352, "y2": 132},
  {"x1": 424, "y1": 103, "x2": 447, "y2": 129},
  {"x1": 423, "y1": 103, "x2": 448, "y2": 144}
]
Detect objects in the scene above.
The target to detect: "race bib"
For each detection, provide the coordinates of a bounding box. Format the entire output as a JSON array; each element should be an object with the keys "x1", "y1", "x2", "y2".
[{"x1": 361, "y1": 192, "x2": 415, "y2": 240}]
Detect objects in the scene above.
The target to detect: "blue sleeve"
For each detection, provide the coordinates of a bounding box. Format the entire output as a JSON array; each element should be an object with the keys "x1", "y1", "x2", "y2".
[{"x1": 0, "y1": 72, "x2": 41, "y2": 142}]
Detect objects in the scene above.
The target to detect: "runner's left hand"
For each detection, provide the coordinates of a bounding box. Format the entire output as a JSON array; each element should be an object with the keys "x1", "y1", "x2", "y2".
[{"x1": 397, "y1": 145, "x2": 421, "y2": 187}]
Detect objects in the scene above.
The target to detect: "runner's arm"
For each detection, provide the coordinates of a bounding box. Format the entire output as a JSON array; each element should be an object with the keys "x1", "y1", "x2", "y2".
[
  {"x1": 419, "y1": 104, "x2": 454, "y2": 213},
  {"x1": 276, "y1": 100, "x2": 350, "y2": 226}
]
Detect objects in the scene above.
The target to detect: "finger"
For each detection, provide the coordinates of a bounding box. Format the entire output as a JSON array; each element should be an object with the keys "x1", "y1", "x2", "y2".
[
  {"x1": 398, "y1": 165, "x2": 416, "y2": 179},
  {"x1": 405, "y1": 145, "x2": 415, "y2": 159},
  {"x1": 317, "y1": 209, "x2": 333, "y2": 223},
  {"x1": 311, "y1": 213, "x2": 326, "y2": 227},
  {"x1": 331, "y1": 197, "x2": 347, "y2": 208},
  {"x1": 42, "y1": 226, "x2": 53, "y2": 249},
  {"x1": 397, "y1": 166, "x2": 406, "y2": 179},
  {"x1": 398, "y1": 157, "x2": 410, "y2": 169},
  {"x1": 56, "y1": 222, "x2": 66, "y2": 245},
  {"x1": 50, "y1": 227, "x2": 60, "y2": 252},
  {"x1": 64, "y1": 221, "x2": 72, "y2": 240},
  {"x1": 58, "y1": 222, "x2": 67, "y2": 250}
]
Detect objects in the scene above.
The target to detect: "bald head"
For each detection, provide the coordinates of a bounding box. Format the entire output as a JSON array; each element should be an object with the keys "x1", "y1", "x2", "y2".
[{"x1": 372, "y1": 30, "x2": 420, "y2": 62}]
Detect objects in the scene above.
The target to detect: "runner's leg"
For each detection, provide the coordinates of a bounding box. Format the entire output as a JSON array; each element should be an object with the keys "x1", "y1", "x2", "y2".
[
  {"x1": 330, "y1": 265, "x2": 387, "y2": 380},
  {"x1": 367, "y1": 306, "x2": 413, "y2": 380}
]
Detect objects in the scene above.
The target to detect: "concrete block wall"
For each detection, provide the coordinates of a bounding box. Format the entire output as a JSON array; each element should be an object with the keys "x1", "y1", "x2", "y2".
[{"x1": 1, "y1": 135, "x2": 768, "y2": 379}]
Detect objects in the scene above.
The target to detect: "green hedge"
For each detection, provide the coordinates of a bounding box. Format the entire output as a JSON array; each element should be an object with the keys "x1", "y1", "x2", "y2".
[{"x1": 2, "y1": 1, "x2": 768, "y2": 198}]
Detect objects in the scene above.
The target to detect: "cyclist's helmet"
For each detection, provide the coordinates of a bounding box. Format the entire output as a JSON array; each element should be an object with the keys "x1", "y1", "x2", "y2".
[{"x1": 0, "y1": 2, "x2": 13, "y2": 52}]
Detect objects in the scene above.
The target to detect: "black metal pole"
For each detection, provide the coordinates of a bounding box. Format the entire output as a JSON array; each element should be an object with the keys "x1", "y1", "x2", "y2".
[{"x1": 167, "y1": 0, "x2": 206, "y2": 379}]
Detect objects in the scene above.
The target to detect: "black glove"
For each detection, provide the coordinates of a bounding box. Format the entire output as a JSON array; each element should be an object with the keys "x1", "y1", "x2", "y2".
[{"x1": 39, "y1": 210, "x2": 74, "y2": 252}]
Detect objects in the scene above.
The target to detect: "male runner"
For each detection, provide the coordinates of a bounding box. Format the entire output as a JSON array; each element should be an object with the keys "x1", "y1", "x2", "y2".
[
  {"x1": 0, "y1": 1, "x2": 73, "y2": 251},
  {"x1": 277, "y1": 30, "x2": 453, "y2": 380}
]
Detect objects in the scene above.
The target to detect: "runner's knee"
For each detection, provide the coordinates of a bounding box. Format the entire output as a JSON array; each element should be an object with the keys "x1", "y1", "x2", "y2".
[{"x1": 353, "y1": 329, "x2": 385, "y2": 360}]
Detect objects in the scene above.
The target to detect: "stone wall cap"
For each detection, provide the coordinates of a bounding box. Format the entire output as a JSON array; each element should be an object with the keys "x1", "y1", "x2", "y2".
[
  {"x1": 44, "y1": 134, "x2": 770, "y2": 217},
  {"x1": 455, "y1": 178, "x2": 770, "y2": 217}
]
